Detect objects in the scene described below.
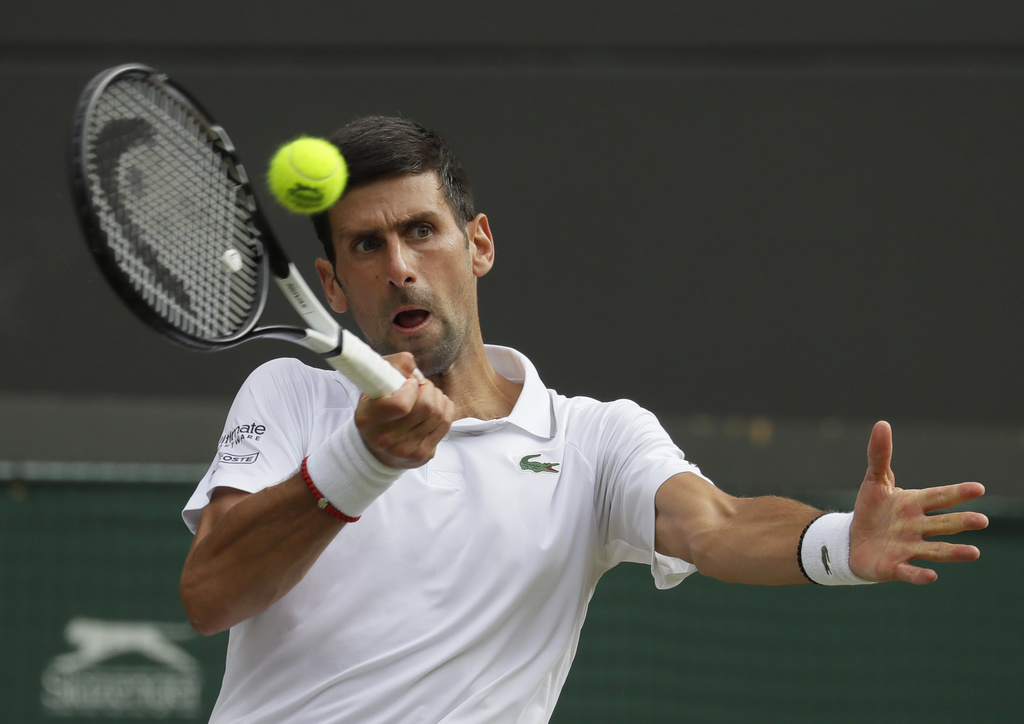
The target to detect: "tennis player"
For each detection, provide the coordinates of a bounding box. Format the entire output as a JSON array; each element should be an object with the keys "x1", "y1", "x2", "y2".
[{"x1": 180, "y1": 116, "x2": 988, "y2": 723}]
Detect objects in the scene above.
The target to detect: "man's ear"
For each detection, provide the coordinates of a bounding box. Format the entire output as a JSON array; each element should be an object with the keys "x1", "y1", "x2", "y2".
[
  {"x1": 468, "y1": 213, "x2": 494, "y2": 278},
  {"x1": 315, "y1": 258, "x2": 349, "y2": 313}
]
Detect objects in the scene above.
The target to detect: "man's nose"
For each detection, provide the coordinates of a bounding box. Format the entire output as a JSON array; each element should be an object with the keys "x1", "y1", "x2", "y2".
[{"x1": 386, "y1": 242, "x2": 416, "y2": 287}]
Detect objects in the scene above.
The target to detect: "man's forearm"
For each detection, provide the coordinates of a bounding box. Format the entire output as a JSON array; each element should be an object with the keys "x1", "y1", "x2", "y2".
[
  {"x1": 688, "y1": 495, "x2": 822, "y2": 585},
  {"x1": 179, "y1": 474, "x2": 346, "y2": 635},
  {"x1": 655, "y1": 474, "x2": 823, "y2": 586}
]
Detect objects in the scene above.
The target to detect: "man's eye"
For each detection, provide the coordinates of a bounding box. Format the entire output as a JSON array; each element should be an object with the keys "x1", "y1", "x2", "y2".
[
  {"x1": 353, "y1": 238, "x2": 379, "y2": 253},
  {"x1": 411, "y1": 224, "x2": 432, "y2": 239}
]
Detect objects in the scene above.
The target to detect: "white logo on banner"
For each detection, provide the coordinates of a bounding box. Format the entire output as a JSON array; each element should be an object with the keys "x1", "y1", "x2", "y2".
[{"x1": 40, "y1": 617, "x2": 201, "y2": 718}]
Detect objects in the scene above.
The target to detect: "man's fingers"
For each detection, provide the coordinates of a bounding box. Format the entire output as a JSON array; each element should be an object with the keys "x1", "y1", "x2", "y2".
[
  {"x1": 920, "y1": 509, "x2": 990, "y2": 538},
  {"x1": 917, "y1": 481, "x2": 986, "y2": 513},
  {"x1": 893, "y1": 562, "x2": 939, "y2": 586},
  {"x1": 362, "y1": 373, "x2": 431, "y2": 426},
  {"x1": 383, "y1": 351, "x2": 418, "y2": 377},
  {"x1": 372, "y1": 387, "x2": 443, "y2": 439},
  {"x1": 865, "y1": 420, "x2": 894, "y2": 485},
  {"x1": 945, "y1": 543, "x2": 983, "y2": 562},
  {"x1": 357, "y1": 374, "x2": 454, "y2": 467},
  {"x1": 878, "y1": 538, "x2": 982, "y2": 584},
  {"x1": 890, "y1": 542, "x2": 979, "y2": 584},
  {"x1": 389, "y1": 393, "x2": 453, "y2": 458},
  {"x1": 919, "y1": 539, "x2": 981, "y2": 562},
  {"x1": 415, "y1": 413, "x2": 453, "y2": 453}
]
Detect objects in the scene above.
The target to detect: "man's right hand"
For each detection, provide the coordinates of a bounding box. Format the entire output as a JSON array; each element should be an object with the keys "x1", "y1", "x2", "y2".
[{"x1": 354, "y1": 352, "x2": 455, "y2": 469}]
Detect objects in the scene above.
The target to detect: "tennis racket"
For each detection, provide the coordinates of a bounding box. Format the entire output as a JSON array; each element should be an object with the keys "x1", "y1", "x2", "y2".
[{"x1": 69, "y1": 63, "x2": 405, "y2": 398}]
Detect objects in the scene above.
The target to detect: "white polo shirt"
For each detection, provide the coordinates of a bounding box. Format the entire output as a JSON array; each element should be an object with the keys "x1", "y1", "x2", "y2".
[{"x1": 183, "y1": 346, "x2": 710, "y2": 724}]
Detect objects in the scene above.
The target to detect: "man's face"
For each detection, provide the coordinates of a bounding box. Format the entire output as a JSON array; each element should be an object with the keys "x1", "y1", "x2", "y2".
[{"x1": 316, "y1": 173, "x2": 492, "y2": 378}]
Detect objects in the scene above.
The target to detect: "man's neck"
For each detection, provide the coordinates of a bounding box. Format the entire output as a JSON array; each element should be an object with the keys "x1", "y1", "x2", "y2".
[{"x1": 431, "y1": 343, "x2": 522, "y2": 422}]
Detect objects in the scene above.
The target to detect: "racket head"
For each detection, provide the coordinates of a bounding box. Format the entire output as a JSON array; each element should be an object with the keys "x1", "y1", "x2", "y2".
[{"x1": 69, "y1": 63, "x2": 271, "y2": 351}]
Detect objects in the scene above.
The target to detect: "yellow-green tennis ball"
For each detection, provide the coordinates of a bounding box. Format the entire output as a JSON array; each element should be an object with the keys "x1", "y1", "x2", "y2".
[{"x1": 267, "y1": 137, "x2": 348, "y2": 214}]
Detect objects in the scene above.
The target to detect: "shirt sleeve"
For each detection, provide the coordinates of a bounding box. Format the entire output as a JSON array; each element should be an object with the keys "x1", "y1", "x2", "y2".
[
  {"x1": 181, "y1": 358, "x2": 340, "y2": 533},
  {"x1": 591, "y1": 399, "x2": 715, "y2": 589}
]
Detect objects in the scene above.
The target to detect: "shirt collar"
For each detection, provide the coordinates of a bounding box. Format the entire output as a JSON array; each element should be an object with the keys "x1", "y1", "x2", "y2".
[{"x1": 449, "y1": 345, "x2": 555, "y2": 439}]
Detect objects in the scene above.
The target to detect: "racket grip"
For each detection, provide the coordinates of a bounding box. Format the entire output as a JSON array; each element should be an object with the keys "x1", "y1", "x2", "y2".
[{"x1": 327, "y1": 329, "x2": 406, "y2": 398}]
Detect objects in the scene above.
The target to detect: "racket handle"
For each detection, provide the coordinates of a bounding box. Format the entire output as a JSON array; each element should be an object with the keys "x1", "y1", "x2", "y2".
[{"x1": 327, "y1": 329, "x2": 406, "y2": 398}]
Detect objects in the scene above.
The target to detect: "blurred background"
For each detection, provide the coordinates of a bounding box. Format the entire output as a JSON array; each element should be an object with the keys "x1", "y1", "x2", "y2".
[{"x1": 1, "y1": 1, "x2": 1020, "y2": 721}]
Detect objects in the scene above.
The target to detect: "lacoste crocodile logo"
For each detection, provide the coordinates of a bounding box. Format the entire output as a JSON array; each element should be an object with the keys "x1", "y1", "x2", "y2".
[
  {"x1": 821, "y1": 545, "x2": 833, "y2": 576},
  {"x1": 519, "y1": 454, "x2": 560, "y2": 474}
]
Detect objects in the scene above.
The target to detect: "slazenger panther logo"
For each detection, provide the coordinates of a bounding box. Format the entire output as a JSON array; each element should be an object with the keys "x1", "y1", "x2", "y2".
[
  {"x1": 519, "y1": 454, "x2": 560, "y2": 473},
  {"x1": 46, "y1": 618, "x2": 196, "y2": 674},
  {"x1": 40, "y1": 617, "x2": 201, "y2": 717}
]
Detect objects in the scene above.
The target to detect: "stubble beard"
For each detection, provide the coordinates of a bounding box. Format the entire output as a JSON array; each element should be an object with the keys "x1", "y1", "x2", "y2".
[{"x1": 363, "y1": 289, "x2": 470, "y2": 380}]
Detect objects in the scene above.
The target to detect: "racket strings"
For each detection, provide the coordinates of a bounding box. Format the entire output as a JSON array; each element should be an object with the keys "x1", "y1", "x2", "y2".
[{"x1": 84, "y1": 76, "x2": 262, "y2": 342}]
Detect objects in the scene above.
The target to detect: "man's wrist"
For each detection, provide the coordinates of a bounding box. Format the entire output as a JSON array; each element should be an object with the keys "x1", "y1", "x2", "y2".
[
  {"x1": 798, "y1": 512, "x2": 877, "y2": 585},
  {"x1": 302, "y1": 416, "x2": 403, "y2": 521}
]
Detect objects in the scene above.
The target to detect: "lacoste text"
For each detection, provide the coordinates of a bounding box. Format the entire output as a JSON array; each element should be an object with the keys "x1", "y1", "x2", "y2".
[{"x1": 219, "y1": 452, "x2": 260, "y2": 465}]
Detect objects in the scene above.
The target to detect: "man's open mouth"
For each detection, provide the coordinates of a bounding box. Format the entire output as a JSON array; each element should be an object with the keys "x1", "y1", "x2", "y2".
[{"x1": 393, "y1": 309, "x2": 430, "y2": 331}]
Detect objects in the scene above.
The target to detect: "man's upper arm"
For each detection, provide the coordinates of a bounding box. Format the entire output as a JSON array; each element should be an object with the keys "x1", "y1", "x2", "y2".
[
  {"x1": 190, "y1": 487, "x2": 251, "y2": 549},
  {"x1": 653, "y1": 472, "x2": 738, "y2": 564}
]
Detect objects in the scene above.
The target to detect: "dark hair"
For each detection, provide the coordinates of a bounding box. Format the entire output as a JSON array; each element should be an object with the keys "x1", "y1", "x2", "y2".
[{"x1": 311, "y1": 116, "x2": 474, "y2": 263}]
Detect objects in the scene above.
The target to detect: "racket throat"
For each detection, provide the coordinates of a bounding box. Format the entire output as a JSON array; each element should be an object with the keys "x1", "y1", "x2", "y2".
[{"x1": 273, "y1": 264, "x2": 340, "y2": 339}]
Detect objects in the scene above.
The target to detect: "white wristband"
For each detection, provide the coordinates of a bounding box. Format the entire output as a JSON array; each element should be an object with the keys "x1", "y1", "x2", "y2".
[
  {"x1": 303, "y1": 416, "x2": 403, "y2": 520},
  {"x1": 798, "y1": 512, "x2": 876, "y2": 585}
]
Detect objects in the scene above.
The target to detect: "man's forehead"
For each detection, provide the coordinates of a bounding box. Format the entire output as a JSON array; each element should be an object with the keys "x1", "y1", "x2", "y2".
[{"x1": 329, "y1": 172, "x2": 450, "y2": 235}]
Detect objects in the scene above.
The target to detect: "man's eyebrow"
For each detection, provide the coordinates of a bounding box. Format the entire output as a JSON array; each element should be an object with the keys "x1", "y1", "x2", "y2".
[
  {"x1": 399, "y1": 210, "x2": 442, "y2": 229},
  {"x1": 334, "y1": 223, "x2": 378, "y2": 242},
  {"x1": 336, "y1": 210, "x2": 443, "y2": 241}
]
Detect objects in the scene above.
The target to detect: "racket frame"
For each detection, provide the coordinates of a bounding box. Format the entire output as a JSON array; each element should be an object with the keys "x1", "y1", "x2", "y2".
[{"x1": 69, "y1": 63, "x2": 405, "y2": 398}]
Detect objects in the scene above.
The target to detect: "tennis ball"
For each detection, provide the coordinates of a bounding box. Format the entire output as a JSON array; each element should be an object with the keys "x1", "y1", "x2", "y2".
[{"x1": 267, "y1": 136, "x2": 348, "y2": 214}]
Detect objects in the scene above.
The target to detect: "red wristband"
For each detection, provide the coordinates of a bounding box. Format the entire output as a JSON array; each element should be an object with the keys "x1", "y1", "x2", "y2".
[{"x1": 301, "y1": 457, "x2": 360, "y2": 523}]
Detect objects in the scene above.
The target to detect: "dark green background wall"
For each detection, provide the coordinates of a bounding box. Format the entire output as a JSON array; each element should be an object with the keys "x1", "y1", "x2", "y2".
[{"x1": 1, "y1": 482, "x2": 1016, "y2": 722}]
